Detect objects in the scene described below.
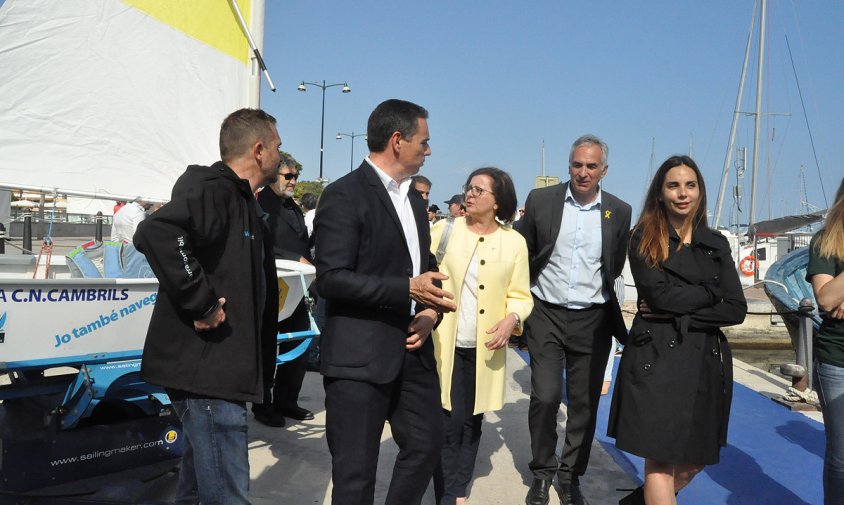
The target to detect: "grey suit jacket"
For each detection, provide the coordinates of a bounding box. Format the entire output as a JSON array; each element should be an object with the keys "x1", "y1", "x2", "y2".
[{"x1": 518, "y1": 181, "x2": 632, "y2": 340}]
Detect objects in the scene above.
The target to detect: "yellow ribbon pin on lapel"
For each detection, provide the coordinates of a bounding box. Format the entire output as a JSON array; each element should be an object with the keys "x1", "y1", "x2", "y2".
[{"x1": 605, "y1": 210, "x2": 612, "y2": 219}]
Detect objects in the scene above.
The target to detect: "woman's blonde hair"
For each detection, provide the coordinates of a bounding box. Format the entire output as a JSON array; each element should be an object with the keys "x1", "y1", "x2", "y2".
[{"x1": 815, "y1": 178, "x2": 844, "y2": 261}]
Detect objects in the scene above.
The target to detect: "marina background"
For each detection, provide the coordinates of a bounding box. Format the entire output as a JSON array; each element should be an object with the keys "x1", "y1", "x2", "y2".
[{"x1": 258, "y1": 0, "x2": 842, "y2": 221}]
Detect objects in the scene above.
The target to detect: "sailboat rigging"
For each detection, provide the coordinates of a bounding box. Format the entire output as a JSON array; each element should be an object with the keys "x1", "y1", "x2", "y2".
[{"x1": 708, "y1": 0, "x2": 830, "y2": 285}]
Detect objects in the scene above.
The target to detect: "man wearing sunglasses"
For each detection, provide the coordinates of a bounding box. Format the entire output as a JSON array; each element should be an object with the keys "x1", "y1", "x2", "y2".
[
  {"x1": 254, "y1": 152, "x2": 315, "y2": 427},
  {"x1": 445, "y1": 194, "x2": 464, "y2": 218}
]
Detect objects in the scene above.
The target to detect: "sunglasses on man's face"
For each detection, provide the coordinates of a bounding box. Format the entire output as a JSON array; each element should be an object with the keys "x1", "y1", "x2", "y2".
[{"x1": 281, "y1": 173, "x2": 299, "y2": 181}]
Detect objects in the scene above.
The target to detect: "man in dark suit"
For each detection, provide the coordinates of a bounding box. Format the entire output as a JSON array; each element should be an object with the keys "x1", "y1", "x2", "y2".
[
  {"x1": 253, "y1": 151, "x2": 315, "y2": 427},
  {"x1": 314, "y1": 99, "x2": 456, "y2": 505},
  {"x1": 518, "y1": 134, "x2": 632, "y2": 505}
]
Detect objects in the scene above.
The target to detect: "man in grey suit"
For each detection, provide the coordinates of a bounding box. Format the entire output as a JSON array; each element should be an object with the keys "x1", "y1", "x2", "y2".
[{"x1": 518, "y1": 135, "x2": 632, "y2": 505}]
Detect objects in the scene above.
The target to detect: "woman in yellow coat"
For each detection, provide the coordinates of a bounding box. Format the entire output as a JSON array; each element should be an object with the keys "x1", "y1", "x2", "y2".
[{"x1": 430, "y1": 167, "x2": 533, "y2": 505}]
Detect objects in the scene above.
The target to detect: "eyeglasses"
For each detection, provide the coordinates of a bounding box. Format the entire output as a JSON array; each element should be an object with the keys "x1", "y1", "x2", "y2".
[
  {"x1": 462, "y1": 184, "x2": 492, "y2": 197},
  {"x1": 281, "y1": 173, "x2": 299, "y2": 181}
]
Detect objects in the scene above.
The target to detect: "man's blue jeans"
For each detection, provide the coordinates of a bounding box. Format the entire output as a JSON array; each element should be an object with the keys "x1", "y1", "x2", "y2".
[
  {"x1": 170, "y1": 397, "x2": 251, "y2": 505},
  {"x1": 815, "y1": 360, "x2": 844, "y2": 505}
]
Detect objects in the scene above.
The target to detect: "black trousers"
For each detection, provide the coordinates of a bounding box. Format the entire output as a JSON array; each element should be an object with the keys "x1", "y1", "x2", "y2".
[
  {"x1": 527, "y1": 298, "x2": 612, "y2": 483},
  {"x1": 324, "y1": 348, "x2": 443, "y2": 505},
  {"x1": 433, "y1": 347, "x2": 484, "y2": 504},
  {"x1": 255, "y1": 300, "x2": 309, "y2": 412}
]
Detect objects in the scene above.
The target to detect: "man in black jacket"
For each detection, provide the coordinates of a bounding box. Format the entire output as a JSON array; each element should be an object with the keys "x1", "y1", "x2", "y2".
[
  {"x1": 253, "y1": 151, "x2": 315, "y2": 426},
  {"x1": 134, "y1": 108, "x2": 281, "y2": 505},
  {"x1": 315, "y1": 99, "x2": 456, "y2": 505}
]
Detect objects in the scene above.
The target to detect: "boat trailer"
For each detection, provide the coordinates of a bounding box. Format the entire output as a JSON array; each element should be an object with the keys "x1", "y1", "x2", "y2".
[{"x1": 0, "y1": 245, "x2": 317, "y2": 497}]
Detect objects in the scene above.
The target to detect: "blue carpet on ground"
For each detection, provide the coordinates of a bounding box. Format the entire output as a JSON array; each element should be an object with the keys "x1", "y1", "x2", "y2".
[
  {"x1": 515, "y1": 350, "x2": 825, "y2": 504},
  {"x1": 596, "y1": 357, "x2": 824, "y2": 505}
]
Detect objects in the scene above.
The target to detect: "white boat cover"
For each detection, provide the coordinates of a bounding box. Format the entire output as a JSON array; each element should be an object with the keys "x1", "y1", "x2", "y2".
[{"x1": 0, "y1": 0, "x2": 259, "y2": 207}]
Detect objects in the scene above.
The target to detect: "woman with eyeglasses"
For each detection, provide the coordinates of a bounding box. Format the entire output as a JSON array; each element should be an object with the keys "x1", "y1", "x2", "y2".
[
  {"x1": 809, "y1": 178, "x2": 844, "y2": 505},
  {"x1": 608, "y1": 156, "x2": 746, "y2": 505},
  {"x1": 429, "y1": 167, "x2": 533, "y2": 505}
]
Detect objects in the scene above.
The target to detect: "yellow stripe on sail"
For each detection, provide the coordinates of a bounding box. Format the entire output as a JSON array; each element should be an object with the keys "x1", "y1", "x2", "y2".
[{"x1": 122, "y1": 0, "x2": 252, "y2": 63}]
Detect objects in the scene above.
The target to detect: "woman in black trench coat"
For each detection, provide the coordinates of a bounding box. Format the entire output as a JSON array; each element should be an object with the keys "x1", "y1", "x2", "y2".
[{"x1": 608, "y1": 156, "x2": 747, "y2": 505}]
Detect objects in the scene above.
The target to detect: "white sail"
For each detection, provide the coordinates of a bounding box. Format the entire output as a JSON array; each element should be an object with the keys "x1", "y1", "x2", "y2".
[{"x1": 0, "y1": 0, "x2": 262, "y2": 206}]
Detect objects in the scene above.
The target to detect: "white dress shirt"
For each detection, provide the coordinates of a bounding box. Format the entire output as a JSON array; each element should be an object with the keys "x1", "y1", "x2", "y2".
[
  {"x1": 456, "y1": 249, "x2": 479, "y2": 348},
  {"x1": 367, "y1": 157, "x2": 421, "y2": 314},
  {"x1": 304, "y1": 209, "x2": 316, "y2": 237}
]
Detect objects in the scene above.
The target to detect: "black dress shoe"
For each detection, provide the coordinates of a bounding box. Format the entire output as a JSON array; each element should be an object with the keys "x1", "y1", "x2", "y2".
[
  {"x1": 558, "y1": 482, "x2": 589, "y2": 505},
  {"x1": 525, "y1": 478, "x2": 551, "y2": 505},
  {"x1": 253, "y1": 409, "x2": 286, "y2": 427},
  {"x1": 280, "y1": 405, "x2": 314, "y2": 421}
]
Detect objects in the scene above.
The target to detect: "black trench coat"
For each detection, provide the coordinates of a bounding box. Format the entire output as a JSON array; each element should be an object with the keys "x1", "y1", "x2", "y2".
[{"x1": 608, "y1": 227, "x2": 747, "y2": 465}]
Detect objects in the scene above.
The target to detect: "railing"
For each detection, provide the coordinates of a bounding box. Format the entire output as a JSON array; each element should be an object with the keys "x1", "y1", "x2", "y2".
[
  {"x1": 761, "y1": 247, "x2": 821, "y2": 408},
  {"x1": 779, "y1": 298, "x2": 815, "y2": 392},
  {"x1": 754, "y1": 232, "x2": 813, "y2": 252},
  {"x1": 9, "y1": 209, "x2": 114, "y2": 224},
  {"x1": 3, "y1": 211, "x2": 109, "y2": 254}
]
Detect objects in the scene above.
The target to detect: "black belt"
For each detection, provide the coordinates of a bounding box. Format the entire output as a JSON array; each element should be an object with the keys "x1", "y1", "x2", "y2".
[{"x1": 537, "y1": 298, "x2": 607, "y2": 312}]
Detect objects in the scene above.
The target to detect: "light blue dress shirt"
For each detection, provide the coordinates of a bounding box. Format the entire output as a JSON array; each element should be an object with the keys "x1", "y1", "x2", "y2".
[{"x1": 531, "y1": 186, "x2": 609, "y2": 308}]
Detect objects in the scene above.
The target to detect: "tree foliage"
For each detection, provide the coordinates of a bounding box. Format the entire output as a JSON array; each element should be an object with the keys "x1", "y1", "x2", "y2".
[{"x1": 294, "y1": 180, "x2": 324, "y2": 200}]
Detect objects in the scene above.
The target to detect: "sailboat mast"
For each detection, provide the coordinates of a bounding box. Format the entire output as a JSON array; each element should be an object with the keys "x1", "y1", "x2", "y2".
[
  {"x1": 714, "y1": 0, "x2": 758, "y2": 228},
  {"x1": 648, "y1": 137, "x2": 655, "y2": 182},
  {"x1": 748, "y1": 0, "x2": 767, "y2": 233},
  {"x1": 247, "y1": 0, "x2": 265, "y2": 108},
  {"x1": 541, "y1": 140, "x2": 546, "y2": 177},
  {"x1": 230, "y1": 0, "x2": 271, "y2": 108},
  {"x1": 799, "y1": 164, "x2": 808, "y2": 214}
]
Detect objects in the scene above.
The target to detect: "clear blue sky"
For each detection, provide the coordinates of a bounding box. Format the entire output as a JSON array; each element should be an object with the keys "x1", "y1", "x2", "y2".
[{"x1": 262, "y1": 1, "x2": 842, "y2": 225}]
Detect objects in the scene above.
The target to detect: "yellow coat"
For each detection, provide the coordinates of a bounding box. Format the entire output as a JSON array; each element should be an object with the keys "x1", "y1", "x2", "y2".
[{"x1": 430, "y1": 217, "x2": 533, "y2": 414}]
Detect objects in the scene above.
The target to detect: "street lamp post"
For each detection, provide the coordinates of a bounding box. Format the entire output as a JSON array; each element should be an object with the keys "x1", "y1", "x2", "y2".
[
  {"x1": 336, "y1": 131, "x2": 367, "y2": 172},
  {"x1": 297, "y1": 80, "x2": 350, "y2": 183}
]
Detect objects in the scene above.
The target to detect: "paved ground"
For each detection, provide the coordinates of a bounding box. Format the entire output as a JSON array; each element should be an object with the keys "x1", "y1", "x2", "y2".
[
  {"x1": 125, "y1": 348, "x2": 637, "y2": 505},
  {"x1": 14, "y1": 347, "x2": 820, "y2": 505},
  {"x1": 2, "y1": 241, "x2": 817, "y2": 504},
  {"x1": 4, "y1": 343, "x2": 823, "y2": 505}
]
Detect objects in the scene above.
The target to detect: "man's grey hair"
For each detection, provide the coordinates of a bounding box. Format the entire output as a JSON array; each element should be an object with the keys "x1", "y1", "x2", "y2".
[
  {"x1": 569, "y1": 134, "x2": 608, "y2": 168},
  {"x1": 279, "y1": 152, "x2": 299, "y2": 171}
]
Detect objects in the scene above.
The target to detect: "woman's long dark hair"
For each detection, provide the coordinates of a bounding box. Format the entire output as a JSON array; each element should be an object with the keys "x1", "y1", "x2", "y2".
[{"x1": 634, "y1": 155, "x2": 708, "y2": 268}]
